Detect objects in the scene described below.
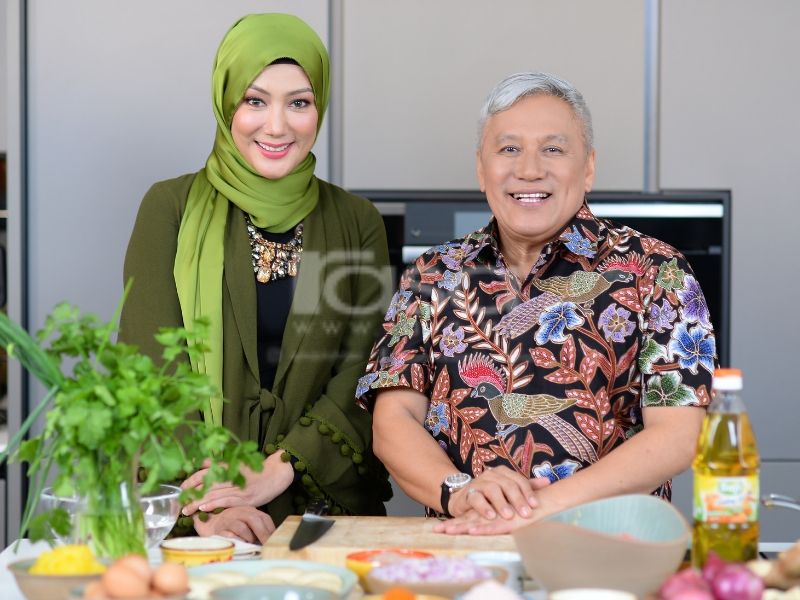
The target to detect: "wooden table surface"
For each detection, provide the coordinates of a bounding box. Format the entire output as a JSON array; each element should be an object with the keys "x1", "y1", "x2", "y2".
[{"x1": 262, "y1": 515, "x2": 517, "y2": 565}]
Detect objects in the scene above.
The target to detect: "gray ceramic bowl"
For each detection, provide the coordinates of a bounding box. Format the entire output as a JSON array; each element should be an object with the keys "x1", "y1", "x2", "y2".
[
  {"x1": 513, "y1": 493, "x2": 690, "y2": 597},
  {"x1": 209, "y1": 584, "x2": 336, "y2": 600}
]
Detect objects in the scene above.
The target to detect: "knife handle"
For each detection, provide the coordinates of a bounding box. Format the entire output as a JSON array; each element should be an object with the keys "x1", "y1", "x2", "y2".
[{"x1": 306, "y1": 497, "x2": 329, "y2": 516}]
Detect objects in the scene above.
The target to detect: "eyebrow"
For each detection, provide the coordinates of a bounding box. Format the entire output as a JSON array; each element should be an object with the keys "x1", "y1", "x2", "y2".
[
  {"x1": 495, "y1": 133, "x2": 570, "y2": 144},
  {"x1": 248, "y1": 84, "x2": 314, "y2": 96}
]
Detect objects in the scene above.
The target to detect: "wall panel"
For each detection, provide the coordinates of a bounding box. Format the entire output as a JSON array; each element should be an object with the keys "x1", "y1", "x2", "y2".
[
  {"x1": 342, "y1": 0, "x2": 645, "y2": 190},
  {"x1": 661, "y1": 0, "x2": 800, "y2": 460},
  {"x1": 0, "y1": 0, "x2": 7, "y2": 151}
]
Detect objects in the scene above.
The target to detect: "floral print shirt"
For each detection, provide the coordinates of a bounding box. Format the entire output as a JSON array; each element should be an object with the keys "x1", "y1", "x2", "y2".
[{"x1": 357, "y1": 204, "x2": 715, "y2": 499}]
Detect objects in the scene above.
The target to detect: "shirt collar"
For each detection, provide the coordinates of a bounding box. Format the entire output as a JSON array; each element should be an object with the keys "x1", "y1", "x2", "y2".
[{"x1": 473, "y1": 201, "x2": 608, "y2": 262}]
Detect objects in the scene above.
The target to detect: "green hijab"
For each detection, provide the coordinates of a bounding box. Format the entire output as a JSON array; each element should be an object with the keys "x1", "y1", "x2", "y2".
[{"x1": 174, "y1": 13, "x2": 330, "y2": 425}]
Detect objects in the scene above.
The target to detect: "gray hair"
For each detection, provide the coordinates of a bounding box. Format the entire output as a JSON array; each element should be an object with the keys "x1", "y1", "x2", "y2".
[{"x1": 477, "y1": 71, "x2": 594, "y2": 153}]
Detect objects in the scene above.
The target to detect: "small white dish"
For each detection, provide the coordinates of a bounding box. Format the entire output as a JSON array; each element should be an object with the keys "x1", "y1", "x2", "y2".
[{"x1": 467, "y1": 551, "x2": 524, "y2": 593}]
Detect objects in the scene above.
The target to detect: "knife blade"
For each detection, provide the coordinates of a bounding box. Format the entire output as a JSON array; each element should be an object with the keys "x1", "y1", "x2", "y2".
[{"x1": 289, "y1": 498, "x2": 335, "y2": 551}]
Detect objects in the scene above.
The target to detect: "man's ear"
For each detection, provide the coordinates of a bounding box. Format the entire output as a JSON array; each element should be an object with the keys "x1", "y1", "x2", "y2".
[
  {"x1": 476, "y1": 151, "x2": 486, "y2": 192},
  {"x1": 584, "y1": 148, "x2": 596, "y2": 192}
]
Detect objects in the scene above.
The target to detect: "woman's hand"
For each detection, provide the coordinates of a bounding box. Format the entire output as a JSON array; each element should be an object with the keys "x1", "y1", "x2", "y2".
[
  {"x1": 193, "y1": 505, "x2": 276, "y2": 544},
  {"x1": 448, "y1": 469, "x2": 551, "y2": 520},
  {"x1": 181, "y1": 452, "x2": 295, "y2": 516}
]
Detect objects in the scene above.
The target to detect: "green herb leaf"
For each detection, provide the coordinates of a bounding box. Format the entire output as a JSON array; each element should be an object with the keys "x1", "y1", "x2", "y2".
[{"x1": 0, "y1": 289, "x2": 265, "y2": 545}]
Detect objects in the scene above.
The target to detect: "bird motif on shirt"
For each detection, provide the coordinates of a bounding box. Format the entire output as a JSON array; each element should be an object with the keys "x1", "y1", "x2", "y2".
[
  {"x1": 496, "y1": 270, "x2": 634, "y2": 339},
  {"x1": 495, "y1": 291, "x2": 560, "y2": 338},
  {"x1": 470, "y1": 381, "x2": 575, "y2": 427},
  {"x1": 458, "y1": 355, "x2": 598, "y2": 462},
  {"x1": 532, "y1": 269, "x2": 633, "y2": 304}
]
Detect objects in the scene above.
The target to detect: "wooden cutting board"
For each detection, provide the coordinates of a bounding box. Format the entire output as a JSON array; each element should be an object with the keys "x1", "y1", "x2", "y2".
[{"x1": 262, "y1": 516, "x2": 516, "y2": 566}]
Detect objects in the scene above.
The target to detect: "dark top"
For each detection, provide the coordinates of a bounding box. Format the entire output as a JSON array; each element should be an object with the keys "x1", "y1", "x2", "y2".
[{"x1": 255, "y1": 227, "x2": 296, "y2": 391}]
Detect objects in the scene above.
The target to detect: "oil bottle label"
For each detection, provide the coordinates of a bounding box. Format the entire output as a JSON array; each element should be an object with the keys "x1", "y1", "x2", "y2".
[{"x1": 693, "y1": 474, "x2": 759, "y2": 523}]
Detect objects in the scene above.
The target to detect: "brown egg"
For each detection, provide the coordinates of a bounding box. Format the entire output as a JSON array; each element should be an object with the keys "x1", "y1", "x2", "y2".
[
  {"x1": 113, "y1": 554, "x2": 152, "y2": 585},
  {"x1": 152, "y1": 562, "x2": 189, "y2": 595},
  {"x1": 101, "y1": 563, "x2": 151, "y2": 599},
  {"x1": 82, "y1": 580, "x2": 106, "y2": 599}
]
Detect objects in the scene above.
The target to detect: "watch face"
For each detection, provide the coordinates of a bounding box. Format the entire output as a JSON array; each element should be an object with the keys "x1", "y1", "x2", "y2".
[{"x1": 445, "y1": 472, "x2": 472, "y2": 489}]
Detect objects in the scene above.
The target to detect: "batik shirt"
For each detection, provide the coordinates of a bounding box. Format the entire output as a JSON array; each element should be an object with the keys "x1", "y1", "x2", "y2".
[{"x1": 357, "y1": 204, "x2": 715, "y2": 499}]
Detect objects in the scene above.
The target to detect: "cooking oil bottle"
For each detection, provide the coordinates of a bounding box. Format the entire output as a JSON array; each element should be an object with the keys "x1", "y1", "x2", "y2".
[{"x1": 692, "y1": 368, "x2": 760, "y2": 567}]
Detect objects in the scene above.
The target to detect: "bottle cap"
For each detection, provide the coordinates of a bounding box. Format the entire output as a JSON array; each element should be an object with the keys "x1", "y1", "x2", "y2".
[{"x1": 713, "y1": 368, "x2": 743, "y2": 391}]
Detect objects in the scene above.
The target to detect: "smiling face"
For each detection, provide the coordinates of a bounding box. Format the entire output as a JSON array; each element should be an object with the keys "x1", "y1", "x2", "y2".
[
  {"x1": 231, "y1": 62, "x2": 319, "y2": 180},
  {"x1": 477, "y1": 93, "x2": 596, "y2": 256}
]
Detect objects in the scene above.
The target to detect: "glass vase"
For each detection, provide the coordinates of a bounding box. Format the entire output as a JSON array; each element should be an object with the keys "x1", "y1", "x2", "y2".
[
  {"x1": 73, "y1": 480, "x2": 147, "y2": 559},
  {"x1": 39, "y1": 482, "x2": 181, "y2": 557}
]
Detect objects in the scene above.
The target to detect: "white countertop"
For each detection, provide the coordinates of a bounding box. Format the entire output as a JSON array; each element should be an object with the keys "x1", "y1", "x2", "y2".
[{"x1": 1, "y1": 540, "x2": 56, "y2": 600}]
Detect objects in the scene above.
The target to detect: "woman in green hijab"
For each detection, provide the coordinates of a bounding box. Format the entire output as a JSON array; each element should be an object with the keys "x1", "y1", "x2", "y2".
[{"x1": 120, "y1": 13, "x2": 393, "y2": 543}]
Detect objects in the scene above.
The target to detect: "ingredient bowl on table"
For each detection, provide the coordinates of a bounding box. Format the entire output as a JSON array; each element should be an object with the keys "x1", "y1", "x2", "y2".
[
  {"x1": 345, "y1": 549, "x2": 433, "y2": 587},
  {"x1": 187, "y1": 559, "x2": 356, "y2": 600},
  {"x1": 363, "y1": 556, "x2": 506, "y2": 596},
  {"x1": 512, "y1": 493, "x2": 690, "y2": 597},
  {"x1": 8, "y1": 558, "x2": 103, "y2": 600},
  {"x1": 160, "y1": 537, "x2": 235, "y2": 566},
  {"x1": 209, "y1": 584, "x2": 336, "y2": 600}
]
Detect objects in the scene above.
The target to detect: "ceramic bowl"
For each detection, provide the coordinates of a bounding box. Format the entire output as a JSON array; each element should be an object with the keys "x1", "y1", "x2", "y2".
[
  {"x1": 512, "y1": 493, "x2": 690, "y2": 597},
  {"x1": 363, "y1": 557, "x2": 505, "y2": 596},
  {"x1": 188, "y1": 559, "x2": 357, "y2": 599},
  {"x1": 345, "y1": 549, "x2": 433, "y2": 588},
  {"x1": 209, "y1": 584, "x2": 335, "y2": 600},
  {"x1": 8, "y1": 558, "x2": 103, "y2": 600},
  {"x1": 160, "y1": 536, "x2": 235, "y2": 566}
]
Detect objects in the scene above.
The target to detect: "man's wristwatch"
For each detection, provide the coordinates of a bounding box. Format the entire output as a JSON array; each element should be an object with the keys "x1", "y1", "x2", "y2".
[{"x1": 440, "y1": 472, "x2": 472, "y2": 517}]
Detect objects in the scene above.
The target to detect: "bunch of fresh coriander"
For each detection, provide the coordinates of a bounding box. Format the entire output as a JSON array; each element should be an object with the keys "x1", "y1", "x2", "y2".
[{"x1": 0, "y1": 292, "x2": 263, "y2": 557}]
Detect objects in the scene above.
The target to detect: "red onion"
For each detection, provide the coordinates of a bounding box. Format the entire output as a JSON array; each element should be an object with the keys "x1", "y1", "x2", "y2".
[
  {"x1": 659, "y1": 567, "x2": 711, "y2": 599},
  {"x1": 666, "y1": 590, "x2": 716, "y2": 600},
  {"x1": 702, "y1": 552, "x2": 727, "y2": 584},
  {"x1": 709, "y1": 563, "x2": 764, "y2": 600},
  {"x1": 370, "y1": 557, "x2": 491, "y2": 583}
]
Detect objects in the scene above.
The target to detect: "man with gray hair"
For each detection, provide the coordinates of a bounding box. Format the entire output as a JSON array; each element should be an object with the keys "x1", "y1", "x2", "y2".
[{"x1": 358, "y1": 72, "x2": 715, "y2": 533}]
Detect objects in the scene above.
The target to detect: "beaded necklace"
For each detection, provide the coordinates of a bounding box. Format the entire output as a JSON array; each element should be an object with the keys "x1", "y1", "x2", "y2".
[{"x1": 245, "y1": 215, "x2": 303, "y2": 283}]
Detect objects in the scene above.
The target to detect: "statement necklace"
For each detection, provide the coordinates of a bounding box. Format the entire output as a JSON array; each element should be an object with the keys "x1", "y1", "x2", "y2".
[{"x1": 245, "y1": 215, "x2": 303, "y2": 283}]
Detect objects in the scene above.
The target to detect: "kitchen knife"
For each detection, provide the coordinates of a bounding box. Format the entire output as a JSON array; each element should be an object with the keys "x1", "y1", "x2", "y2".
[{"x1": 288, "y1": 498, "x2": 335, "y2": 550}]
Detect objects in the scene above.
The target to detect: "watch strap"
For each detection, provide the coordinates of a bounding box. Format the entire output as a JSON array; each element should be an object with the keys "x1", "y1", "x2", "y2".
[{"x1": 440, "y1": 480, "x2": 455, "y2": 518}]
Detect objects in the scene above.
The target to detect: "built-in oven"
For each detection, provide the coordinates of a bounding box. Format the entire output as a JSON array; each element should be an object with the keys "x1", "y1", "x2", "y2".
[{"x1": 356, "y1": 189, "x2": 731, "y2": 367}]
